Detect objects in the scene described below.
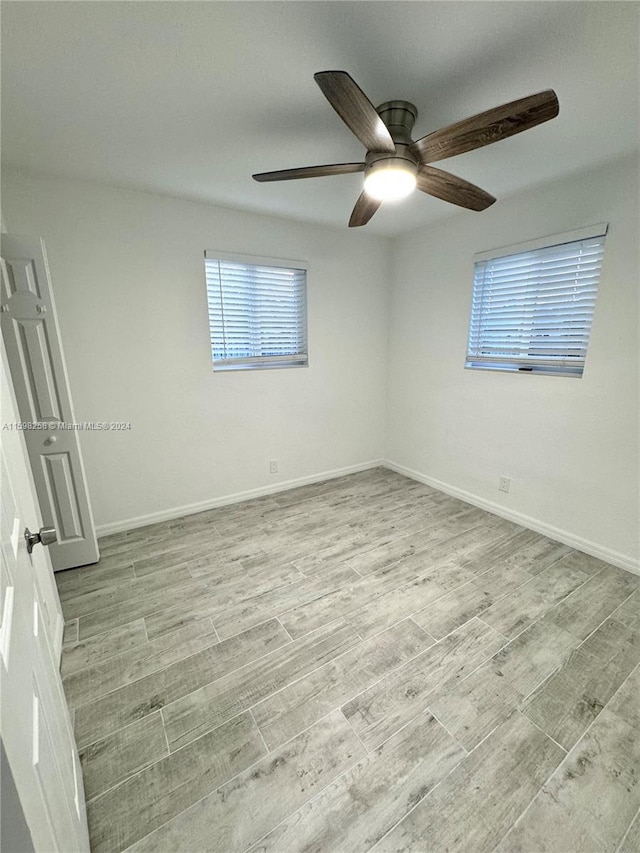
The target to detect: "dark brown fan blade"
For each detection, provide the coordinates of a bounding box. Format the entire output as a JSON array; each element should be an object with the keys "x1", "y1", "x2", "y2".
[
  {"x1": 417, "y1": 166, "x2": 496, "y2": 211},
  {"x1": 348, "y1": 192, "x2": 381, "y2": 227},
  {"x1": 253, "y1": 163, "x2": 365, "y2": 182},
  {"x1": 410, "y1": 90, "x2": 559, "y2": 164},
  {"x1": 314, "y1": 71, "x2": 396, "y2": 154}
]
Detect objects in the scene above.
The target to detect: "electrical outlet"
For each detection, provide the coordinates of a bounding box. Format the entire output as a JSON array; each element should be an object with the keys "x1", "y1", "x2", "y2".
[
  {"x1": 269, "y1": 460, "x2": 278, "y2": 474},
  {"x1": 498, "y1": 476, "x2": 511, "y2": 494}
]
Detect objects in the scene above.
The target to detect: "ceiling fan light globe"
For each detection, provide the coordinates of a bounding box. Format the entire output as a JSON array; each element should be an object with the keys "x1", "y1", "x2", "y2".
[{"x1": 364, "y1": 159, "x2": 417, "y2": 201}]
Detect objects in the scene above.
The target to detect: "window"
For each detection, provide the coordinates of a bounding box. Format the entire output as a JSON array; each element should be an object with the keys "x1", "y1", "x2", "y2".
[
  {"x1": 204, "y1": 251, "x2": 308, "y2": 372},
  {"x1": 465, "y1": 224, "x2": 607, "y2": 377}
]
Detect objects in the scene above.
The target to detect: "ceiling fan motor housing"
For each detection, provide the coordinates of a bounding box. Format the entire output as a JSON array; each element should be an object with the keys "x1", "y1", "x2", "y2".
[
  {"x1": 376, "y1": 100, "x2": 418, "y2": 144},
  {"x1": 365, "y1": 100, "x2": 420, "y2": 186}
]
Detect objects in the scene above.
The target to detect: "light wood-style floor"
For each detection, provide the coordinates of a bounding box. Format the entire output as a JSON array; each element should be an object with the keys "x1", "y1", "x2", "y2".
[{"x1": 56, "y1": 468, "x2": 640, "y2": 853}]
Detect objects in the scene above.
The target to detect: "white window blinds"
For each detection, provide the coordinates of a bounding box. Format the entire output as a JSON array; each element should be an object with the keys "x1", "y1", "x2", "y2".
[
  {"x1": 466, "y1": 224, "x2": 607, "y2": 377},
  {"x1": 204, "y1": 251, "x2": 308, "y2": 371}
]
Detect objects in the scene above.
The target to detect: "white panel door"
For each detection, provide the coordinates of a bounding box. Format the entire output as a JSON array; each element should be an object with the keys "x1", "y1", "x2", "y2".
[
  {"x1": 1, "y1": 234, "x2": 99, "y2": 570},
  {"x1": 1, "y1": 342, "x2": 90, "y2": 853}
]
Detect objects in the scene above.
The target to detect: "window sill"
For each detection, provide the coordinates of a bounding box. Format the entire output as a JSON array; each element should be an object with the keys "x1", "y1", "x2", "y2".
[
  {"x1": 213, "y1": 360, "x2": 309, "y2": 373},
  {"x1": 464, "y1": 362, "x2": 583, "y2": 378}
]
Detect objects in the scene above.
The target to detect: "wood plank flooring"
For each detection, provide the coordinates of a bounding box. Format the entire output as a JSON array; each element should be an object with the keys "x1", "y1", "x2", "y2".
[{"x1": 55, "y1": 467, "x2": 640, "y2": 853}]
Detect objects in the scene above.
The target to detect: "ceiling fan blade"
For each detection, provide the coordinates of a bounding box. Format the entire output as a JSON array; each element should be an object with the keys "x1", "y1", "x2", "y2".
[
  {"x1": 314, "y1": 71, "x2": 396, "y2": 154},
  {"x1": 253, "y1": 163, "x2": 365, "y2": 182},
  {"x1": 410, "y1": 90, "x2": 559, "y2": 164},
  {"x1": 348, "y1": 192, "x2": 381, "y2": 228},
  {"x1": 417, "y1": 166, "x2": 496, "y2": 211}
]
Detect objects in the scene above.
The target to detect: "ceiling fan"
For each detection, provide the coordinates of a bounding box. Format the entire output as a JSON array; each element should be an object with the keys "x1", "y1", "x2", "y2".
[{"x1": 253, "y1": 71, "x2": 559, "y2": 227}]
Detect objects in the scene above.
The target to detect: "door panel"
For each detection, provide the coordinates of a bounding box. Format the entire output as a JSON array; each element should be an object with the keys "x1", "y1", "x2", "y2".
[
  {"x1": 3, "y1": 254, "x2": 44, "y2": 297},
  {"x1": 13, "y1": 317, "x2": 64, "y2": 422},
  {"x1": 42, "y1": 453, "x2": 85, "y2": 542},
  {"x1": 1, "y1": 234, "x2": 98, "y2": 570}
]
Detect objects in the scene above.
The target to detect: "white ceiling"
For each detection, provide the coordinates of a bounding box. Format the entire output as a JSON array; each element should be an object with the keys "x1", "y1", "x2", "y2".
[{"x1": 2, "y1": 1, "x2": 638, "y2": 236}]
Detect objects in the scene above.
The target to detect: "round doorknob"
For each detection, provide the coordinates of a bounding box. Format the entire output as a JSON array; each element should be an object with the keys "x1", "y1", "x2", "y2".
[
  {"x1": 24, "y1": 527, "x2": 58, "y2": 554},
  {"x1": 39, "y1": 528, "x2": 58, "y2": 547}
]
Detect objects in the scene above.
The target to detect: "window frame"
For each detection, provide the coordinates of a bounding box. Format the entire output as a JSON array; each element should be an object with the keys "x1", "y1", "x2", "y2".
[
  {"x1": 204, "y1": 250, "x2": 309, "y2": 373},
  {"x1": 465, "y1": 223, "x2": 608, "y2": 379}
]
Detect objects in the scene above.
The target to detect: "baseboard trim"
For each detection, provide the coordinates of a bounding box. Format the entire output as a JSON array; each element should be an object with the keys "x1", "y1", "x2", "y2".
[
  {"x1": 96, "y1": 459, "x2": 385, "y2": 537},
  {"x1": 384, "y1": 459, "x2": 640, "y2": 577},
  {"x1": 96, "y1": 456, "x2": 639, "y2": 576}
]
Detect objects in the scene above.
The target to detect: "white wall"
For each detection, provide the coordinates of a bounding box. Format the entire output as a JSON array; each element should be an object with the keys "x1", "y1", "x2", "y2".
[
  {"x1": 385, "y1": 154, "x2": 639, "y2": 570},
  {"x1": 3, "y1": 157, "x2": 638, "y2": 570},
  {"x1": 2, "y1": 173, "x2": 390, "y2": 529}
]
